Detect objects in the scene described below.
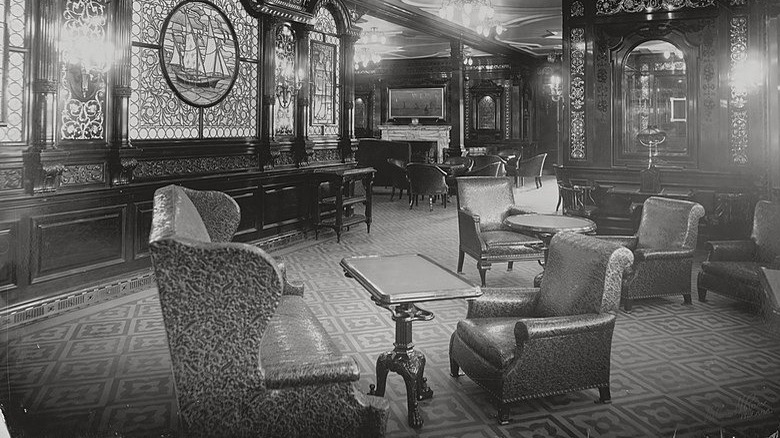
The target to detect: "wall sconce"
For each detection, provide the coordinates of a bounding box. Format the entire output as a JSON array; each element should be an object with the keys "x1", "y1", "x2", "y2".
[
  {"x1": 547, "y1": 74, "x2": 563, "y2": 102},
  {"x1": 275, "y1": 67, "x2": 304, "y2": 109}
]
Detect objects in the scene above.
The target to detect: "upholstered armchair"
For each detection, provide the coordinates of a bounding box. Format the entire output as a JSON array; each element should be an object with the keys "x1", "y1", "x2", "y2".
[
  {"x1": 599, "y1": 196, "x2": 705, "y2": 312},
  {"x1": 469, "y1": 154, "x2": 505, "y2": 169},
  {"x1": 406, "y1": 163, "x2": 448, "y2": 211},
  {"x1": 463, "y1": 161, "x2": 506, "y2": 177},
  {"x1": 149, "y1": 185, "x2": 388, "y2": 438},
  {"x1": 698, "y1": 200, "x2": 780, "y2": 307},
  {"x1": 509, "y1": 153, "x2": 547, "y2": 188},
  {"x1": 386, "y1": 158, "x2": 409, "y2": 202},
  {"x1": 456, "y1": 177, "x2": 544, "y2": 286},
  {"x1": 449, "y1": 233, "x2": 634, "y2": 424}
]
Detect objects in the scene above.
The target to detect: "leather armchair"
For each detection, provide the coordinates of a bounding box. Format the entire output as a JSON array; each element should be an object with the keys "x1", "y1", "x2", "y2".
[
  {"x1": 599, "y1": 196, "x2": 705, "y2": 312},
  {"x1": 509, "y1": 153, "x2": 547, "y2": 188},
  {"x1": 149, "y1": 185, "x2": 389, "y2": 438},
  {"x1": 456, "y1": 177, "x2": 544, "y2": 286},
  {"x1": 469, "y1": 154, "x2": 505, "y2": 169},
  {"x1": 406, "y1": 163, "x2": 448, "y2": 211},
  {"x1": 449, "y1": 232, "x2": 634, "y2": 424},
  {"x1": 698, "y1": 200, "x2": 780, "y2": 307},
  {"x1": 356, "y1": 139, "x2": 411, "y2": 188}
]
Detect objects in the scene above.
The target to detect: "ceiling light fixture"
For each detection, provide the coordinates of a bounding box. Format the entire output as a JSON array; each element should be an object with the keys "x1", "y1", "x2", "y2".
[
  {"x1": 354, "y1": 27, "x2": 387, "y2": 70},
  {"x1": 438, "y1": 0, "x2": 505, "y2": 38}
]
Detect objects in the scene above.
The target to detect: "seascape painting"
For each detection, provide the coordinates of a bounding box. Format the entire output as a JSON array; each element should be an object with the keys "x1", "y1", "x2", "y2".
[{"x1": 388, "y1": 87, "x2": 445, "y2": 119}]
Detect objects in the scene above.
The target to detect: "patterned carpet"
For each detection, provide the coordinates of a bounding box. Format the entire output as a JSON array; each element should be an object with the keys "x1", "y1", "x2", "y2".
[{"x1": 2, "y1": 176, "x2": 779, "y2": 437}]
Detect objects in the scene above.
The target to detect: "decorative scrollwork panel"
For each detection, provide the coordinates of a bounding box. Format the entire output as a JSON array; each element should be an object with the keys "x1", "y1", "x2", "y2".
[
  {"x1": 309, "y1": 7, "x2": 340, "y2": 137},
  {"x1": 729, "y1": 16, "x2": 748, "y2": 165},
  {"x1": 596, "y1": 0, "x2": 714, "y2": 15},
  {"x1": 0, "y1": 0, "x2": 27, "y2": 143},
  {"x1": 569, "y1": 27, "x2": 586, "y2": 160},
  {"x1": 203, "y1": 61, "x2": 259, "y2": 137}
]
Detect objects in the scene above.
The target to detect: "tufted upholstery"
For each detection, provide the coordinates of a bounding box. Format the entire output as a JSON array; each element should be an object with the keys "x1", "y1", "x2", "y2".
[
  {"x1": 149, "y1": 185, "x2": 389, "y2": 438},
  {"x1": 698, "y1": 200, "x2": 780, "y2": 307},
  {"x1": 456, "y1": 177, "x2": 544, "y2": 286},
  {"x1": 598, "y1": 196, "x2": 705, "y2": 312},
  {"x1": 406, "y1": 163, "x2": 448, "y2": 211},
  {"x1": 449, "y1": 232, "x2": 634, "y2": 424}
]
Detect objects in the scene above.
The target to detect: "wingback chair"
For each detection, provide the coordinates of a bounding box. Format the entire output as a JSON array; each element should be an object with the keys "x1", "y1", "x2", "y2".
[
  {"x1": 149, "y1": 185, "x2": 388, "y2": 438},
  {"x1": 449, "y1": 232, "x2": 634, "y2": 424},
  {"x1": 406, "y1": 163, "x2": 448, "y2": 211},
  {"x1": 386, "y1": 158, "x2": 409, "y2": 202},
  {"x1": 599, "y1": 196, "x2": 705, "y2": 312},
  {"x1": 698, "y1": 200, "x2": 780, "y2": 307},
  {"x1": 456, "y1": 177, "x2": 544, "y2": 286}
]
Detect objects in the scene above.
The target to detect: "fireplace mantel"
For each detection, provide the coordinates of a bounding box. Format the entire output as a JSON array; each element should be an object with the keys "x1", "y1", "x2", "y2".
[{"x1": 378, "y1": 124, "x2": 451, "y2": 163}]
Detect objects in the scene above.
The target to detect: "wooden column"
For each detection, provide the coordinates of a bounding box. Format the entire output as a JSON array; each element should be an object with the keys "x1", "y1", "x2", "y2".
[
  {"x1": 109, "y1": 0, "x2": 135, "y2": 185},
  {"x1": 293, "y1": 23, "x2": 314, "y2": 167},
  {"x1": 30, "y1": 0, "x2": 58, "y2": 151},
  {"x1": 339, "y1": 30, "x2": 359, "y2": 161},
  {"x1": 449, "y1": 40, "x2": 465, "y2": 157},
  {"x1": 259, "y1": 16, "x2": 278, "y2": 168}
]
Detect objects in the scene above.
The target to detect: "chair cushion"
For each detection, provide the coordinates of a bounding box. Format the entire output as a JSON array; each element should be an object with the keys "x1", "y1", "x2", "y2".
[
  {"x1": 455, "y1": 318, "x2": 519, "y2": 369},
  {"x1": 700, "y1": 261, "x2": 762, "y2": 286},
  {"x1": 481, "y1": 231, "x2": 543, "y2": 257}
]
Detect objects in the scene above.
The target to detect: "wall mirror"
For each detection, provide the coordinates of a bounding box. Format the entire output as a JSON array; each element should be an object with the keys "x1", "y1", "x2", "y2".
[{"x1": 621, "y1": 40, "x2": 690, "y2": 165}]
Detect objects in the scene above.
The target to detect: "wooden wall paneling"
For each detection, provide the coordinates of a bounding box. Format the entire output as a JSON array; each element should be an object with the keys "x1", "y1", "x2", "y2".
[
  {"x1": 133, "y1": 200, "x2": 153, "y2": 261},
  {"x1": 223, "y1": 185, "x2": 262, "y2": 241},
  {"x1": 261, "y1": 175, "x2": 311, "y2": 233},
  {"x1": 29, "y1": 204, "x2": 127, "y2": 285},
  {"x1": 0, "y1": 221, "x2": 19, "y2": 294}
]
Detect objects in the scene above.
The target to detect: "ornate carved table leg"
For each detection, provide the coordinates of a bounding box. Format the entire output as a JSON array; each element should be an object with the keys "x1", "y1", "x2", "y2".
[{"x1": 367, "y1": 302, "x2": 434, "y2": 429}]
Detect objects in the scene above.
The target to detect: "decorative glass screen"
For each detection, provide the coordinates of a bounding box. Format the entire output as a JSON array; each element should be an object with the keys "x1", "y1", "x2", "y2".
[
  {"x1": 59, "y1": 0, "x2": 109, "y2": 140},
  {"x1": 274, "y1": 24, "x2": 295, "y2": 137},
  {"x1": 309, "y1": 7, "x2": 340, "y2": 137},
  {"x1": 130, "y1": 0, "x2": 259, "y2": 140},
  {"x1": 0, "y1": 0, "x2": 27, "y2": 143},
  {"x1": 477, "y1": 96, "x2": 496, "y2": 129}
]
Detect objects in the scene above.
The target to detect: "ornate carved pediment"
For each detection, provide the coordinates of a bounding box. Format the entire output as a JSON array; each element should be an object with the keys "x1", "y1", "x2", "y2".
[
  {"x1": 238, "y1": 0, "x2": 314, "y2": 23},
  {"x1": 596, "y1": 0, "x2": 715, "y2": 16}
]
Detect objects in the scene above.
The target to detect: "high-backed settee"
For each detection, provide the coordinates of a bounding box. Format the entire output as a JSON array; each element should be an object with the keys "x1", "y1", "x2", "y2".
[
  {"x1": 356, "y1": 139, "x2": 412, "y2": 187},
  {"x1": 149, "y1": 184, "x2": 389, "y2": 437}
]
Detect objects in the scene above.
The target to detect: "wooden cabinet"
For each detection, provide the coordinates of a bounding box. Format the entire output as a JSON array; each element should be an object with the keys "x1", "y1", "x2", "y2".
[{"x1": 313, "y1": 167, "x2": 375, "y2": 242}]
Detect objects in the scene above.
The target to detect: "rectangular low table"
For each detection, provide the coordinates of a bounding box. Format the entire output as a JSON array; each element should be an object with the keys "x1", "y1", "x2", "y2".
[{"x1": 340, "y1": 254, "x2": 481, "y2": 428}]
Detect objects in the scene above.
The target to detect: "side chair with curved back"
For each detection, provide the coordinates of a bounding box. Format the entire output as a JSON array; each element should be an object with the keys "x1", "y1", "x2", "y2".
[
  {"x1": 456, "y1": 176, "x2": 545, "y2": 286},
  {"x1": 386, "y1": 158, "x2": 409, "y2": 202},
  {"x1": 511, "y1": 153, "x2": 547, "y2": 188},
  {"x1": 406, "y1": 162, "x2": 448, "y2": 211}
]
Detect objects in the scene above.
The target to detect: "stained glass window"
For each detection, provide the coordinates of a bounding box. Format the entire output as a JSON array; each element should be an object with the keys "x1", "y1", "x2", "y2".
[
  {"x1": 477, "y1": 96, "x2": 496, "y2": 130},
  {"x1": 274, "y1": 24, "x2": 295, "y2": 137},
  {"x1": 309, "y1": 7, "x2": 340, "y2": 137},
  {"x1": 59, "y1": 0, "x2": 109, "y2": 141},
  {"x1": 0, "y1": 0, "x2": 27, "y2": 143},
  {"x1": 130, "y1": 0, "x2": 259, "y2": 140}
]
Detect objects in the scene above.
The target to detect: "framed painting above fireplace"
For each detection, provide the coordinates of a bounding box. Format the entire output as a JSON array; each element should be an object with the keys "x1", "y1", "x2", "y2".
[{"x1": 388, "y1": 87, "x2": 445, "y2": 120}]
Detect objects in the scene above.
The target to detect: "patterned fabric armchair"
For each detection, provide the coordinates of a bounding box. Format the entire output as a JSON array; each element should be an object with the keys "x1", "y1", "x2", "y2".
[
  {"x1": 599, "y1": 196, "x2": 705, "y2": 312},
  {"x1": 456, "y1": 177, "x2": 544, "y2": 286},
  {"x1": 449, "y1": 233, "x2": 634, "y2": 424},
  {"x1": 698, "y1": 200, "x2": 780, "y2": 307},
  {"x1": 508, "y1": 153, "x2": 547, "y2": 188},
  {"x1": 149, "y1": 185, "x2": 389, "y2": 438}
]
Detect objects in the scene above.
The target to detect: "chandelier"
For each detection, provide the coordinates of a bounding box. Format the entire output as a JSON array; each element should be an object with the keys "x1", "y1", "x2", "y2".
[
  {"x1": 438, "y1": 0, "x2": 505, "y2": 38},
  {"x1": 354, "y1": 27, "x2": 387, "y2": 70}
]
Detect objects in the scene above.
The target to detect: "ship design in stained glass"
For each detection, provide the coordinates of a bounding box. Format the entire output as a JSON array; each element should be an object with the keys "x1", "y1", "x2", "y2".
[{"x1": 160, "y1": 1, "x2": 238, "y2": 107}]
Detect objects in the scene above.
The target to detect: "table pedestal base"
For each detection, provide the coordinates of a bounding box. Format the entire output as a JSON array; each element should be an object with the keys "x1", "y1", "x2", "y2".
[{"x1": 369, "y1": 349, "x2": 433, "y2": 428}]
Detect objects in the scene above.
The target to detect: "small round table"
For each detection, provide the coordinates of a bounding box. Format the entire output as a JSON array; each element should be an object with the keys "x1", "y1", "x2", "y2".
[{"x1": 504, "y1": 214, "x2": 597, "y2": 285}]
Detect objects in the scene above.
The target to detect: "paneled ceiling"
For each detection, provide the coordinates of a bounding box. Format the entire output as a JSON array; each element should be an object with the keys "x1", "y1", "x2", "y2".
[{"x1": 350, "y1": 0, "x2": 562, "y2": 61}]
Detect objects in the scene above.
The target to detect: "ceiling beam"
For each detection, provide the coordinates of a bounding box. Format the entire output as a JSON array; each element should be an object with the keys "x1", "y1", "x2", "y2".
[{"x1": 347, "y1": 0, "x2": 540, "y2": 62}]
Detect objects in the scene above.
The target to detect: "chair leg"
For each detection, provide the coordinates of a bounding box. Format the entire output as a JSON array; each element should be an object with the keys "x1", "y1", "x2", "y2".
[
  {"x1": 623, "y1": 298, "x2": 633, "y2": 313},
  {"x1": 496, "y1": 401, "x2": 511, "y2": 425},
  {"x1": 597, "y1": 387, "x2": 612, "y2": 404},
  {"x1": 507, "y1": 261, "x2": 513, "y2": 271},
  {"x1": 536, "y1": 176, "x2": 542, "y2": 188},
  {"x1": 477, "y1": 261, "x2": 490, "y2": 287},
  {"x1": 457, "y1": 250, "x2": 465, "y2": 273},
  {"x1": 683, "y1": 294, "x2": 692, "y2": 305},
  {"x1": 449, "y1": 357, "x2": 460, "y2": 377},
  {"x1": 409, "y1": 194, "x2": 415, "y2": 210},
  {"x1": 556, "y1": 194, "x2": 562, "y2": 212},
  {"x1": 428, "y1": 196, "x2": 434, "y2": 212},
  {"x1": 698, "y1": 287, "x2": 707, "y2": 302},
  {"x1": 390, "y1": 187, "x2": 396, "y2": 201},
  {"x1": 442, "y1": 194, "x2": 447, "y2": 208},
  {"x1": 520, "y1": 177, "x2": 524, "y2": 187}
]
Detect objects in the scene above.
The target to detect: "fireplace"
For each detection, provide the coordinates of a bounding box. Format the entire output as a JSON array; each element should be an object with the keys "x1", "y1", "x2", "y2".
[{"x1": 378, "y1": 125, "x2": 451, "y2": 163}]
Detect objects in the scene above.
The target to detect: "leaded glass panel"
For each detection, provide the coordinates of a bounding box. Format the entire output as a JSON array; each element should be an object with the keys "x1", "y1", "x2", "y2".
[
  {"x1": 477, "y1": 96, "x2": 496, "y2": 130},
  {"x1": 0, "y1": 0, "x2": 27, "y2": 143},
  {"x1": 311, "y1": 41, "x2": 335, "y2": 125},
  {"x1": 130, "y1": 0, "x2": 259, "y2": 140},
  {"x1": 274, "y1": 24, "x2": 295, "y2": 137},
  {"x1": 60, "y1": 0, "x2": 108, "y2": 140}
]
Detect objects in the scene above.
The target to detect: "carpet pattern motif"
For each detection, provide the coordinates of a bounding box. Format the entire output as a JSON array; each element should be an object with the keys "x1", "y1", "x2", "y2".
[{"x1": 2, "y1": 177, "x2": 779, "y2": 437}]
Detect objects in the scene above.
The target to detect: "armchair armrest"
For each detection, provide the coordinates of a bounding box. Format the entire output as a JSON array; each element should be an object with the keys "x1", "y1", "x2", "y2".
[
  {"x1": 705, "y1": 240, "x2": 756, "y2": 262},
  {"x1": 596, "y1": 235, "x2": 638, "y2": 251},
  {"x1": 634, "y1": 247, "x2": 695, "y2": 261},
  {"x1": 466, "y1": 287, "x2": 540, "y2": 318},
  {"x1": 771, "y1": 256, "x2": 780, "y2": 270},
  {"x1": 514, "y1": 313, "x2": 616, "y2": 344},
  {"x1": 262, "y1": 355, "x2": 361, "y2": 389},
  {"x1": 458, "y1": 208, "x2": 487, "y2": 253},
  {"x1": 278, "y1": 262, "x2": 304, "y2": 296},
  {"x1": 507, "y1": 205, "x2": 537, "y2": 216}
]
